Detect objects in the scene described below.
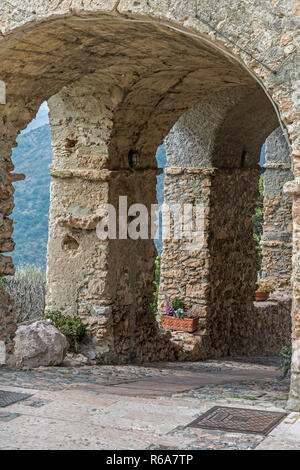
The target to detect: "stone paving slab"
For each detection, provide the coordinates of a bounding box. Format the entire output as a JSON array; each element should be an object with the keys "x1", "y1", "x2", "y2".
[
  {"x1": 0, "y1": 393, "x2": 265, "y2": 450},
  {"x1": 28, "y1": 389, "x2": 119, "y2": 407},
  {"x1": 256, "y1": 413, "x2": 300, "y2": 450},
  {"x1": 0, "y1": 415, "x2": 159, "y2": 450},
  {"x1": 0, "y1": 358, "x2": 297, "y2": 450}
]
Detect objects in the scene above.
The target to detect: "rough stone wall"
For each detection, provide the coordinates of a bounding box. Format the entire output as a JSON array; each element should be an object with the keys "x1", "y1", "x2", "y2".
[
  {"x1": 0, "y1": 0, "x2": 298, "y2": 407},
  {"x1": 161, "y1": 297, "x2": 291, "y2": 360},
  {"x1": 251, "y1": 297, "x2": 291, "y2": 356},
  {"x1": 261, "y1": 128, "x2": 293, "y2": 292},
  {"x1": 209, "y1": 168, "x2": 262, "y2": 357},
  {"x1": 46, "y1": 80, "x2": 114, "y2": 362}
]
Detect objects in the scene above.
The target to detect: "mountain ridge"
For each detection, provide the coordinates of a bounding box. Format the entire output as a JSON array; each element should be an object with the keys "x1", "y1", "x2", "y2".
[{"x1": 11, "y1": 124, "x2": 52, "y2": 267}]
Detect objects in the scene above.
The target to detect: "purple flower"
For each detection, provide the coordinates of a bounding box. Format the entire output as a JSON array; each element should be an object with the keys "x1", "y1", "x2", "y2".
[{"x1": 165, "y1": 300, "x2": 174, "y2": 316}]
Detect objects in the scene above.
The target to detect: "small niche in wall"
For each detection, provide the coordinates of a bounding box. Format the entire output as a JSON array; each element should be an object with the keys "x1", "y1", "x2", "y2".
[
  {"x1": 128, "y1": 149, "x2": 140, "y2": 169},
  {"x1": 62, "y1": 234, "x2": 79, "y2": 253},
  {"x1": 65, "y1": 135, "x2": 78, "y2": 150}
]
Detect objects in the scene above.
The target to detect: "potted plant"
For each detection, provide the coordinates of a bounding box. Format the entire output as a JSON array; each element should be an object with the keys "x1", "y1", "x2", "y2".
[
  {"x1": 255, "y1": 280, "x2": 275, "y2": 301},
  {"x1": 161, "y1": 297, "x2": 199, "y2": 332}
]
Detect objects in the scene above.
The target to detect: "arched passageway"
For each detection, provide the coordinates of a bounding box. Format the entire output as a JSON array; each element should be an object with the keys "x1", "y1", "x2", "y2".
[
  {"x1": 0, "y1": 2, "x2": 298, "y2": 409},
  {"x1": 158, "y1": 99, "x2": 290, "y2": 361}
]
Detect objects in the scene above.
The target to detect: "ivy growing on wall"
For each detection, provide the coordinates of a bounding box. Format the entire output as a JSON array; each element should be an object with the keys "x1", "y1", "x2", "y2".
[
  {"x1": 150, "y1": 256, "x2": 161, "y2": 314},
  {"x1": 253, "y1": 176, "x2": 264, "y2": 268}
]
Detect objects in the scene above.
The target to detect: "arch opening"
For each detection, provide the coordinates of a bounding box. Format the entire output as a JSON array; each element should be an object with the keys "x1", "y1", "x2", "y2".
[{"x1": 0, "y1": 13, "x2": 294, "y2": 403}]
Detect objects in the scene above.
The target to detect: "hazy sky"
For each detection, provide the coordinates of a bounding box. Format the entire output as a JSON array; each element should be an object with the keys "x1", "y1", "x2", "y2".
[{"x1": 22, "y1": 101, "x2": 49, "y2": 134}]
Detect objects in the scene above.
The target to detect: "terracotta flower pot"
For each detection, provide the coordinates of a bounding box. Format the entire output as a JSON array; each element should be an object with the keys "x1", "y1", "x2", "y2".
[
  {"x1": 161, "y1": 315, "x2": 199, "y2": 332},
  {"x1": 255, "y1": 291, "x2": 270, "y2": 302}
]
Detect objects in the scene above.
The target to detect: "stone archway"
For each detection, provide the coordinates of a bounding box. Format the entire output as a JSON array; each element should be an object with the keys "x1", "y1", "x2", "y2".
[
  {"x1": 0, "y1": 1, "x2": 298, "y2": 408},
  {"x1": 158, "y1": 87, "x2": 282, "y2": 358}
]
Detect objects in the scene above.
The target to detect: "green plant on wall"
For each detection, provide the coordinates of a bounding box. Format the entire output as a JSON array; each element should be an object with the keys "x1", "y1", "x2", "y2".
[
  {"x1": 171, "y1": 297, "x2": 185, "y2": 311},
  {"x1": 42, "y1": 310, "x2": 85, "y2": 353},
  {"x1": 150, "y1": 256, "x2": 161, "y2": 314},
  {"x1": 253, "y1": 176, "x2": 264, "y2": 267}
]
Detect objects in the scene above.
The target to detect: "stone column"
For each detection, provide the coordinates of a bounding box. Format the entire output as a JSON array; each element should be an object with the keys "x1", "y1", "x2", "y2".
[
  {"x1": 209, "y1": 167, "x2": 262, "y2": 357},
  {"x1": 46, "y1": 85, "x2": 116, "y2": 362},
  {"x1": 261, "y1": 128, "x2": 293, "y2": 292}
]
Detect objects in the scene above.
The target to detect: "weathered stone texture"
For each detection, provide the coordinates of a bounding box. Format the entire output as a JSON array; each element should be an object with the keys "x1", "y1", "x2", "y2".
[
  {"x1": 209, "y1": 168, "x2": 261, "y2": 357},
  {"x1": 0, "y1": 340, "x2": 5, "y2": 364},
  {"x1": 251, "y1": 297, "x2": 291, "y2": 356},
  {"x1": 159, "y1": 92, "x2": 286, "y2": 359}
]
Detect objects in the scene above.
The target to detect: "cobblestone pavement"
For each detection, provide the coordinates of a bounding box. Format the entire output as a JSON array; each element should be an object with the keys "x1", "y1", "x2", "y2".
[{"x1": 0, "y1": 357, "x2": 299, "y2": 450}]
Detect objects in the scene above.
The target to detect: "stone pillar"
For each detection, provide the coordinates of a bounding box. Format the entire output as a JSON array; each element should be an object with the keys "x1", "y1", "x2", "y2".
[
  {"x1": 46, "y1": 81, "x2": 176, "y2": 364},
  {"x1": 46, "y1": 85, "x2": 115, "y2": 363},
  {"x1": 158, "y1": 165, "x2": 261, "y2": 358},
  {"x1": 261, "y1": 128, "x2": 293, "y2": 292},
  {"x1": 158, "y1": 167, "x2": 213, "y2": 359},
  {"x1": 284, "y1": 179, "x2": 300, "y2": 411}
]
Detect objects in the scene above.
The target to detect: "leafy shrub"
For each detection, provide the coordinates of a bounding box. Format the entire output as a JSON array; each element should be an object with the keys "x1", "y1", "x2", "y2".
[
  {"x1": 279, "y1": 339, "x2": 292, "y2": 379},
  {"x1": 42, "y1": 310, "x2": 85, "y2": 353},
  {"x1": 150, "y1": 256, "x2": 161, "y2": 314},
  {"x1": 164, "y1": 296, "x2": 194, "y2": 318},
  {"x1": 4, "y1": 264, "x2": 46, "y2": 322},
  {"x1": 172, "y1": 297, "x2": 185, "y2": 311}
]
